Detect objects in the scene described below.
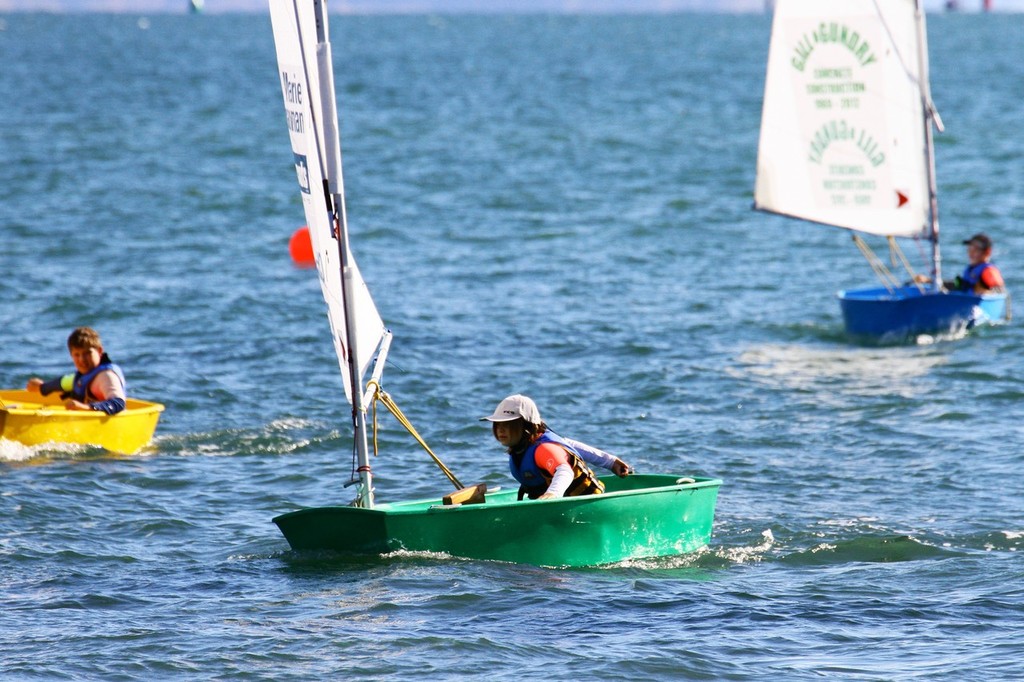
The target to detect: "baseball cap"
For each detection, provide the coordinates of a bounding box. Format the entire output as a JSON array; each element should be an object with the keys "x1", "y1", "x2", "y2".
[
  {"x1": 479, "y1": 394, "x2": 542, "y2": 424},
  {"x1": 962, "y1": 233, "x2": 992, "y2": 250}
]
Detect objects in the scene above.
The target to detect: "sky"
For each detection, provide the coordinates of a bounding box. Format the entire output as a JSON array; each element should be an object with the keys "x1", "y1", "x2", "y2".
[{"x1": 2, "y1": 0, "x2": 1023, "y2": 13}]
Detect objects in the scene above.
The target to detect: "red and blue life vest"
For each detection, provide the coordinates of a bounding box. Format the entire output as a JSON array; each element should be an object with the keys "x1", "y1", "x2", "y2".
[
  {"x1": 510, "y1": 431, "x2": 605, "y2": 500},
  {"x1": 957, "y1": 262, "x2": 1003, "y2": 292}
]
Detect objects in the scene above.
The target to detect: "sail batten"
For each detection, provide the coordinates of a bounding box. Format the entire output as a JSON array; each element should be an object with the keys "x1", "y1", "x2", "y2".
[{"x1": 754, "y1": 0, "x2": 934, "y2": 240}]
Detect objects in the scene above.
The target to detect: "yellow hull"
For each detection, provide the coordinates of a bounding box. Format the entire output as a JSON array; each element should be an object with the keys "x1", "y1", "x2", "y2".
[{"x1": 0, "y1": 389, "x2": 164, "y2": 454}]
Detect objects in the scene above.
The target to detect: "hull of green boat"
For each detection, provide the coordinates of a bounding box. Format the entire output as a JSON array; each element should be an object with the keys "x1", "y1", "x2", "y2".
[{"x1": 273, "y1": 474, "x2": 721, "y2": 567}]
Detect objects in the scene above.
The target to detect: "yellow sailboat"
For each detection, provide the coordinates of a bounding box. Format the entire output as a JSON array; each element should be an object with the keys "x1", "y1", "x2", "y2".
[{"x1": 0, "y1": 389, "x2": 163, "y2": 454}]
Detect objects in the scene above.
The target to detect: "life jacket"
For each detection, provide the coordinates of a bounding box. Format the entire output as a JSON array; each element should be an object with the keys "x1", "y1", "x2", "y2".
[
  {"x1": 958, "y1": 262, "x2": 1003, "y2": 293},
  {"x1": 64, "y1": 354, "x2": 127, "y2": 404},
  {"x1": 509, "y1": 431, "x2": 605, "y2": 500}
]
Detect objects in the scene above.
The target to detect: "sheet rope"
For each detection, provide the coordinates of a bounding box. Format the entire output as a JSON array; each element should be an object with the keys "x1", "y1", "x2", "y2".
[
  {"x1": 851, "y1": 234, "x2": 925, "y2": 292},
  {"x1": 366, "y1": 380, "x2": 464, "y2": 490}
]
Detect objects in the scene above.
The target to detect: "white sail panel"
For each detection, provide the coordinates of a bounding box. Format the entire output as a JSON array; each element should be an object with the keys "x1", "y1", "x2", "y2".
[
  {"x1": 754, "y1": 0, "x2": 931, "y2": 239},
  {"x1": 269, "y1": 0, "x2": 386, "y2": 404}
]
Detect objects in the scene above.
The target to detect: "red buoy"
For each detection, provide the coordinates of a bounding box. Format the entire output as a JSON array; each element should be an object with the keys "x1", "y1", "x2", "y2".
[{"x1": 288, "y1": 225, "x2": 315, "y2": 268}]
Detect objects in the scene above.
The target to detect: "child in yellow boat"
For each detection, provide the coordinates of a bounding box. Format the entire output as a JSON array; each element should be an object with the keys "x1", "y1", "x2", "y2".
[
  {"x1": 481, "y1": 394, "x2": 632, "y2": 500},
  {"x1": 26, "y1": 327, "x2": 127, "y2": 415}
]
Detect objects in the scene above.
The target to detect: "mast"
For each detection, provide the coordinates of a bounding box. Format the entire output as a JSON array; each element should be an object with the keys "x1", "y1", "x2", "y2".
[
  {"x1": 313, "y1": 0, "x2": 375, "y2": 508},
  {"x1": 914, "y1": 0, "x2": 943, "y2": 289},
  {"x1": 273, "y1": 0, "x2": 385, "y2": 509}
]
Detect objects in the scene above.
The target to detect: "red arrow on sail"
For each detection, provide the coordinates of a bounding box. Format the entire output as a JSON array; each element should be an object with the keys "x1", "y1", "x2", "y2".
[{"x1": 896, "y1": 191, "x2": 909, "y2": 208}]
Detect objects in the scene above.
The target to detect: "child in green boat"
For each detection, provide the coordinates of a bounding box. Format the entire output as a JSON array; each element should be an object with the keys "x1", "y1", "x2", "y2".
[
  {"x1": 481, "y1": 394, "x2": 632, "y2": 501},
  {"x1": 26, "y1": 326, "x2": 127, "y2": 415}
]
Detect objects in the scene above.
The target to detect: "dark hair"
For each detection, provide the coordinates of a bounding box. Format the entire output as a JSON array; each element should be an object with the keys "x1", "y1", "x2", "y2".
[
  {"x1": 525, "y1": 420, "x2": 548, "y2": 440},
  {"x1": 494, "y1": 418, "x2": 548, "y2": 453}
]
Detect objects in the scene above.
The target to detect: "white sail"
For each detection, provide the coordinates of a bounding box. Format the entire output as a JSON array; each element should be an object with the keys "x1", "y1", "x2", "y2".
[
  {"x1": 754, "y1": 0, "x2": 933, "y2": 239},
  {"x1": 269, "y1": 0, "x2": 386, "y2": 404}
]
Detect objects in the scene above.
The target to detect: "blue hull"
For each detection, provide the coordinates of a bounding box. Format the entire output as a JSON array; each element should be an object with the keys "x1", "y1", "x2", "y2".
[{"x1": 837, "y1": 286, "x2": 1008, "y2": 342}]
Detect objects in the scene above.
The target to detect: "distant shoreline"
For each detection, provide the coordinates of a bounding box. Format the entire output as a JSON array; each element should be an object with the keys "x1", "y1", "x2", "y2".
[{"x1": 4, "y1": 0, "x2": 1018, "y2": 16}]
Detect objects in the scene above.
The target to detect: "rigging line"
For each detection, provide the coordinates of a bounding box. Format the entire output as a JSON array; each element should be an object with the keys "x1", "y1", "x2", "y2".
[
  {"x1": 346, "y1": 423, "x2": 361, "y2": 487},
  {"x1": 887, "y1": 236, "x2": 926, "y2": 292},
  {"x1": 871, "y1": 0, "x2": 944, "y2": 131},
  {"x1": 852, "y1": 234, "x2": 900, "y2": 293},
  {"x1": 871, "y1": 0, "x2": 919, "y2": 91},
  {"x1": 297, "y1": 0, "x2": 366, "y2": 464},
  {"x1": 287, "y1": 0, "x2": 332, "y2": 217},
  {"x1": 366, "y1": 380, "x2": 464, "y2": 491},
  {"x1": 304, "y1": 0, "x2": 361, "y2": 413}
]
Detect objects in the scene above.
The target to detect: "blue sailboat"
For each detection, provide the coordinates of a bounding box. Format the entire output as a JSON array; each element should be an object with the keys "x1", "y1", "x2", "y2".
[{"x1": 754, "y1": 0, "x2": 1008, "y2": 343}]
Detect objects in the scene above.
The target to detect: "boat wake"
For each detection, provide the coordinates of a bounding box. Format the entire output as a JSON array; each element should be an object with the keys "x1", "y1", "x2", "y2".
[
  {"x1": 153, "y1": 418, "x2": 332, "y2": 459},
  {"x1": 773, "y1": 534, "x2": 958, "y2": 566},
  {"x1": 850, "y1": 324, "x2": 971, "y2": 348},
  {"x1": 0, "y1": 437, "x2": 90, "y2": 463},
  {"x1": 270, "y1": 524, "x2": 1024, "y2": 573},
  {"x1": 381, "y1": 549, "x2": 468, "y2": 563},
  {"x1": 733, "y1": 343, "x2": 947, "y2": 401},
  {"x1": 910, "y1": 327, "x2": 970, "y2": 346},
  {"x1": 703, "y1": 526, "x2": 1022, "y2": 569}
]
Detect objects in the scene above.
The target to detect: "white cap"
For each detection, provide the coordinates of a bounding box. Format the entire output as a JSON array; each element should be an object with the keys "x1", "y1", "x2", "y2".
[{"x1": 479, "y1": 394, "x2": 542, "y2": 424}]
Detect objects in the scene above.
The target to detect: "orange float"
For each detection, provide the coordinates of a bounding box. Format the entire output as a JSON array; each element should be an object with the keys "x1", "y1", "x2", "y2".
[{"x1": 288, "y1": 225, "x2": 314, "y2": 268}]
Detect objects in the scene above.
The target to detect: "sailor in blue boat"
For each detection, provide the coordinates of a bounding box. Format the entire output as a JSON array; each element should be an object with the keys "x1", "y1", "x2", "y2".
[
  {"x1": 914, "y1": 233, "x2": 1007, "y2": 294},
  {"x1": 481, "y1": 394, "x2": 632, "y2": 501},
  {"x1": 948, "y1": 233, "x2": 1006, "y2": 294},
  {"x1": 25, "y1": 327, "x2": 127, "y2": 415}
]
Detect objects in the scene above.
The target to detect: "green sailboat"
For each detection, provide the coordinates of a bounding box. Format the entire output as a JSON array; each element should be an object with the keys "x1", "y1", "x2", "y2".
[{"x1": 267, "y1": 0, "x2": 721, "y2": 568}]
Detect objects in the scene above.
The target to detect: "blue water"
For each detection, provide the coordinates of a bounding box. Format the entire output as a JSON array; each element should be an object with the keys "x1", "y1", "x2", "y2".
[{"x1": 3, "y1": 11, "x2": 1024, "y2": 679}]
